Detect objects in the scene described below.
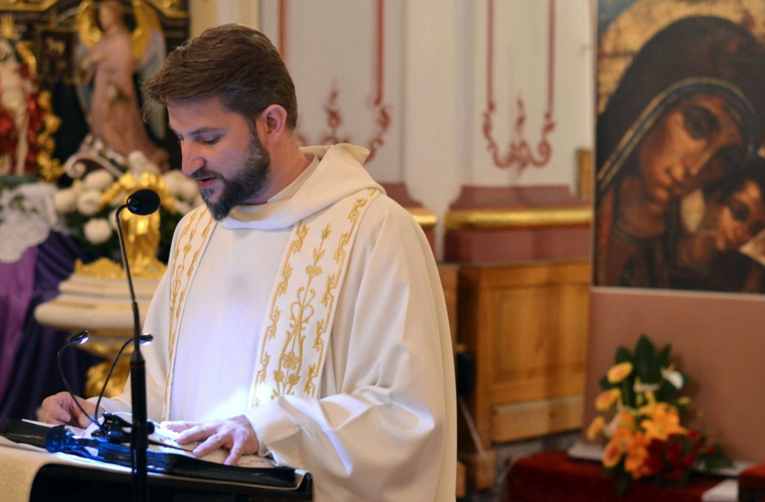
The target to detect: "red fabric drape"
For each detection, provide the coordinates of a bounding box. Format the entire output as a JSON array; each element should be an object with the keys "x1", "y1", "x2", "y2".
[{"x1": 505, "y1": 451, "x2": 724, "y2": 502}]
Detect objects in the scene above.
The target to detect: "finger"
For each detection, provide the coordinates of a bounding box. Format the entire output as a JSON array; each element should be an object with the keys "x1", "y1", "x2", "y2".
[
  {"x1": 193, "y1": 433, "x2": 229, "y2": 458},
  {"x1": 45, "y1": 415, "x2": 68, "y2": 425},
  {"x1": 42, "y1": 397, "x2": 72, "y2": 424},
  {"x1": 176, "y1": 424, "x2": 217, "y2": 444},
  {"x1": 224, "y1": 443, "x2": 243, "y2": 466},
  {"x1": 162, "y1": 421, "x2": 197, "y2": 433},
  {"x1": 73, "y1": 409, "x2": 94, "y2": 429}
]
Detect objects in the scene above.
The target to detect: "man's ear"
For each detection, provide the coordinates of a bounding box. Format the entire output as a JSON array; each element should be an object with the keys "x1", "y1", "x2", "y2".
[{"x1": 259, "y1": 104, "x2": 288, "y2": 146}]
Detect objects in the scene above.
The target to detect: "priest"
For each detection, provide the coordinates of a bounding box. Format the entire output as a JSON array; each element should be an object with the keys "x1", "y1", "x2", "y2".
[{"x1": 42, "y1": 24, "x2": 456, "y2": 501}]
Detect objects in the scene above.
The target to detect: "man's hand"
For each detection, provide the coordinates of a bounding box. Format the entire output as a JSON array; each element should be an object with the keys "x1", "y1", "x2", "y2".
[
  {"x1": 163, "y1": 415, "x2": 259, "y2": 466},
  {"x1": 42, "y1": 392, "x2": 96, "y2": 428}
]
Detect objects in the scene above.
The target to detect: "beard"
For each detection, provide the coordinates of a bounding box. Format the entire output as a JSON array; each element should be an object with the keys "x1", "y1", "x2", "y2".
[{"x1": 195, "y1": 130, "x2": 272, "y2": 221}]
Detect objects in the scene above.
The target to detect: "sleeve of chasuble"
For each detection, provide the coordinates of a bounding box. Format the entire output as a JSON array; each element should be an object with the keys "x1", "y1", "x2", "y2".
[{"x1": 246, "y1": 199, "x2": 457, "y2": 502}]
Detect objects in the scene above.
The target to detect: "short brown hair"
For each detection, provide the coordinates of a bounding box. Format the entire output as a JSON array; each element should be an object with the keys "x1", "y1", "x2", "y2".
[{"x1": 143, "y1": 24, "x2": 297, "y2": 130}]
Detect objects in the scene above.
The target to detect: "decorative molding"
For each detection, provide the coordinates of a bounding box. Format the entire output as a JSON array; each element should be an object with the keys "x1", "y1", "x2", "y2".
[
  {"x1": 444, "y1": 184, "x2": 591, "y2": 263},
  {"x1": 482, "y1": 0, "x2": 556, "y2": 172},
  {"x1": 577, "y1": 148, "x2": 593, "y2": 202},
  {"x1": 446, "y1": 207, "x2": 591, "y2": 231},
  {"x1": 278, "y1": 0, "x2": 391, "y2": 163},
  {"x1": 449, "y1": 184, "x2": 586, "y2": 210},
  {"x1": 379, "y1": 182, "x2": 438, "y2": 231},
  {"x1": 408, "y1": 207, "x2": 438, "y2": 231}
]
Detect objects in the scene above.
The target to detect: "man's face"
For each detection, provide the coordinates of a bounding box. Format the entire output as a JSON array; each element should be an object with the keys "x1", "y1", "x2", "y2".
[
  {"x1": 168, "y1": 96, "x2": 271, "y2": 220},
  {"x1": 637, "y1": 93, "x2": 746, "y2": 211}
]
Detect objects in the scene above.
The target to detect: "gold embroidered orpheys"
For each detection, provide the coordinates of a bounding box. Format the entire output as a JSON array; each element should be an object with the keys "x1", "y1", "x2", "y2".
[
  {"x1": 162, "y1": 206, "x2": 216, "y2": 420},
  {"x1": 248, "y1": 189, "x2": 380, "y2": 408},
  {"x1": 304, "y1": 189, "x2": 379, "y2": 396},
  {"x1": 252, "y1": 221, "x2": 308, "y2": 407}
]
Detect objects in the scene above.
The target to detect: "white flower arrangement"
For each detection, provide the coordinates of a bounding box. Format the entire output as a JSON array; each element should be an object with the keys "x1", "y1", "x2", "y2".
[
  {"x1": 55, "y1": 153, "x2": 202, "y2": 247},
  {"x1": 53, "y1": 188, "x2": 78, "y2": 214},
  {"x1": 76, "y1": 189, "x2": 104, "y2": 216},
  {"x1": 83, "y1": 218, "x2": 112, "y2": 244},
  {"x1": 83, "y1": 170, "x2": 116, "y2": 191}
]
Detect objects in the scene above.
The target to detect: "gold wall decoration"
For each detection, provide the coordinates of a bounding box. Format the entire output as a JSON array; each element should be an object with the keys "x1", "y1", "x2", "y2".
[
  {"x1": 0, "y1": 1, "x2": 57, "y2": 12},
  {"x1": 446, "y1": 207, "x2": 592, "y2": 231}
]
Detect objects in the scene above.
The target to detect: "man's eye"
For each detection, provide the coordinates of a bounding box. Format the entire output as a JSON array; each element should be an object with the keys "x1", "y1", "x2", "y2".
[{"x1": 199, "y1": 137, "x2": 220, "y2": 145}]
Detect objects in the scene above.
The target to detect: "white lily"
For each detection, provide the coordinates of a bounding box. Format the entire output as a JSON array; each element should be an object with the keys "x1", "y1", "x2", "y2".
[{"x1": 662, "y1": 367, "x2": 684, "y2": 389}]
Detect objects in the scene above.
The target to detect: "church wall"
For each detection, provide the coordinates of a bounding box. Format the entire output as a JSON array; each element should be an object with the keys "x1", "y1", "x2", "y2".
[{"x1": 252, "y1": 0, "x2": 595, "y2": 258}]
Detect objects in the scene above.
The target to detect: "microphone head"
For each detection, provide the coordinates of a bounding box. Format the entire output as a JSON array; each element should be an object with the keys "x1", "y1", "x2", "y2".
[
  {"x1": 126, "y1": 189, "x2": 161, "y2": 216},
  {"x1": 67, "y1": 330, "x2": 90, "y2": 345}
]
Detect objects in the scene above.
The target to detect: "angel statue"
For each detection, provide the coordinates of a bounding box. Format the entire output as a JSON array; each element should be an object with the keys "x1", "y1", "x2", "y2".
[{"x1": 73, "y1": 0, "x2": 168, "y2": 172}]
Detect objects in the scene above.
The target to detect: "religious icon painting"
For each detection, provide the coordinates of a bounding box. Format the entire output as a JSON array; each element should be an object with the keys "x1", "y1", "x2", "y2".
[{"x1": 594, "y1": 0, "x2": 765, "y2": 294}]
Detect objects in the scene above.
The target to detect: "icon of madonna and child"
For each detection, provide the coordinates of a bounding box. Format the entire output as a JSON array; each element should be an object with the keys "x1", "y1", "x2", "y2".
[{"x1": 595, "y1": 9, "x2": 765, "y2": 295}]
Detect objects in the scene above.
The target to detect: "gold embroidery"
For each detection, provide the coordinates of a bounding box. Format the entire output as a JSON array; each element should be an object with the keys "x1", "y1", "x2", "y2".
[
  {"x1": 163, "y1": 207, "x2": 214, "y2": 417},
  {"x1": 252, "y1": 221, "x2": 307, "y2": 406},
  {"x1": 304, "y1": 189, "x2": 380, "y2": 396},
  {"x1": 251, "y1": 189, "x2": 380, "y2": 407},
  {"x1": 272, "y1": 224, "x2": 330, "y2": 398}
]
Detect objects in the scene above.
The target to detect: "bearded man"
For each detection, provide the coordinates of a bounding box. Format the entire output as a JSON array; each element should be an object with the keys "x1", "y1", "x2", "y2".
[{"x1": 42, "y1": 24, "x2": 456, "y2": 502}]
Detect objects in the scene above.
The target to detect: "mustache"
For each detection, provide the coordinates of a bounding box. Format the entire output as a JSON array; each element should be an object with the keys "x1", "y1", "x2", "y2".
[{"x1": 191, "y1": 168, "x2": 218, "y2": 181}]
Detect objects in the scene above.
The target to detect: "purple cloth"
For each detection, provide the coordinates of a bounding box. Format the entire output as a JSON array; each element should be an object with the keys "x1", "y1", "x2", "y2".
[
  {"x1": 0, "y1": 232, "x2": 101, "y2": 422},
  {"x1": 0, "y1": 246, "x2": 37, "y2": 404}
]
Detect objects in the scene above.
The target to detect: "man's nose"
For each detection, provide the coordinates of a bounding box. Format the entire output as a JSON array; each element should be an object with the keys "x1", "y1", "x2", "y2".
[{"x1": 180, "y1": 143, "x2": 203, "y2": 176}]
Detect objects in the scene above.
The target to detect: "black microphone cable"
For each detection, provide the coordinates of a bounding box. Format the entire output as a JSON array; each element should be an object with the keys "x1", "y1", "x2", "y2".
[
  {"x1": 57, "y1": 331, "x2": 153, "y2": 429},
  {"x1": 56, "y1": 330, "x2": 99, "y2": 427},
  {"x1": 93, "y1": 334, "x2": 154, "y2": 425}
]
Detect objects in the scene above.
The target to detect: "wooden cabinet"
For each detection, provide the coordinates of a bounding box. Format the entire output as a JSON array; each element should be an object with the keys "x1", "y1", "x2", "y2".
[{"x1": 458, "y1": 260, "x2": 590, "y2": 449}]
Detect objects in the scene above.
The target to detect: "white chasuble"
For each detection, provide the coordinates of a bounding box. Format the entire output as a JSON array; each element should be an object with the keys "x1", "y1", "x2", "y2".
[
  {"x1": 106, "y1": 144, "x2": 457, "y2": 502},
  {"x1": 161, "y1": 187, "x2": 380, "y2": 420}
]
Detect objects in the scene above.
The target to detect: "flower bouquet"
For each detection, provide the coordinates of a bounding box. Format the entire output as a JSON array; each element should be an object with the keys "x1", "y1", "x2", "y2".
[
  {"x1": 587, "y1": 335, "x2": 731, "y2": 494},
  {"x1": 53, "y1": 152, "x2": 201, "y2": 265}
]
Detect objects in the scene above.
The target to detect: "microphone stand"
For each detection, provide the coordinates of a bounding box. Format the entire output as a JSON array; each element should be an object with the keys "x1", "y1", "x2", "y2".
[{"x1": 115, "y1": 205, "x2": 150, "y2": 502}]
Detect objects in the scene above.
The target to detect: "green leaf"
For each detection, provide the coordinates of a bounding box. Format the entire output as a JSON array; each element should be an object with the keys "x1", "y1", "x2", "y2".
[
  {"x1": 657, "y1": 344, "x2": 671, "y2": 369},
  {"x1": 616, "y1": 346, "x2": 633, "y2": 364},
  {"x1": 622, "y1": 380, "x2": 635, "y2": 408},
  {"x1": 655, "y1": 380, "x2": 676, "y2": 402},
  {"x1": 635, "y1": 335, "x2": 656, "y2": 382}
]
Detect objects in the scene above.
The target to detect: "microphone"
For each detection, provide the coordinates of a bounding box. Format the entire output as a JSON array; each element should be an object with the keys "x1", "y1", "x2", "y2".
[
  {"x1": 126, "y1": 189, "x2": 161, "y2": 216},
  {"x1": 115, "y1": 188, "x2": 159, "y2": 502},
  {"x1": 57, "y1": 331, "x2": 153, "y2": 429},
  {"x1": 56, "y1": 331, "x2": 99, "y2": 428}
]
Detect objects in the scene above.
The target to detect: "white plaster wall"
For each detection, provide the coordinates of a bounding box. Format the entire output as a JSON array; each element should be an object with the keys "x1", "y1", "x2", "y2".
[
  {"x1": 188, "y1": 0, "x2": 594, "y2": 256},
  {"x1": 400, "y1": 0, "x2": 462, "y2": 256},
  {"x1": 260, "y1": 0, "x2": 404, "y2": 184},
  {"x1": 466, "y1": 0, "x2": 593, "y2": 189}
]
